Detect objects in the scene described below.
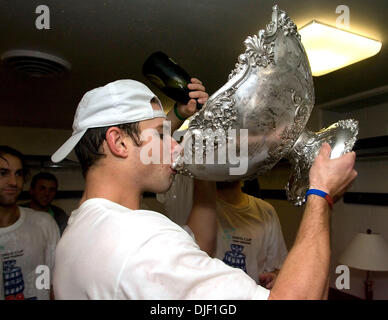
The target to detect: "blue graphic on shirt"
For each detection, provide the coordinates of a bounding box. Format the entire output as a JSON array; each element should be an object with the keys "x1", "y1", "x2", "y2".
[
  {"x1": 222, "y1": 244, "x2": 247, "y2": 273},
  {"x1": 2, "y1": 259, "x2": 25, "y2": 300},
  {"x1": 222, "y1": 227, "x2": 236, "y2": 241}
]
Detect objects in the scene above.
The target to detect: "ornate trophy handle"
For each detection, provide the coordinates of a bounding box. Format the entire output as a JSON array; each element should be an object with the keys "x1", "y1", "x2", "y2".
[{"x1": 286, "y1": 119, "x2": 359, "y2": 206}]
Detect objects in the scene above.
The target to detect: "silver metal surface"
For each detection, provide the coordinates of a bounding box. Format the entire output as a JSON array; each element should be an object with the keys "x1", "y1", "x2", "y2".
[
  {"x1": 286, "y1": 119, "x2": 359, "y2": 205},
  {"x1": 172, "y1": 5, "x2": 359, "y2": 206}
]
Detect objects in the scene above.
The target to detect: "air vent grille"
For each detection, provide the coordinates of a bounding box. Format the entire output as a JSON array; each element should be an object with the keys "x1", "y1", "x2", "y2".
[{"x1": 1, "y1": 50, "x2": 71, "y2": 77}]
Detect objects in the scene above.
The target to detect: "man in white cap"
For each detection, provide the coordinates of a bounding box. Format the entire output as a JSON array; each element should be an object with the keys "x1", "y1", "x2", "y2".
[{"x1": 52, "y1": 78, "x2": 357, "y2": 300}]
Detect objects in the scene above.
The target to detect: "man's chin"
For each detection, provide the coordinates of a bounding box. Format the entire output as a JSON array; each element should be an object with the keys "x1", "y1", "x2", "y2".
[
  {"x1": 161, "y1": 175, "x2": 175, "y2": 193},
  {"x1": 0, "y1": 196, "x2": 19, "y2": 208},
  {"x1": 38, "y1": 202, "x2": 50, "y2": 208},
  {"x1": 151, "y1": 175, "x2": 175, "y2": 195}
]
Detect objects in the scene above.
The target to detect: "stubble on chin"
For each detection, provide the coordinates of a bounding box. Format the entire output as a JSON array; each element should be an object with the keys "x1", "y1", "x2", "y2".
[{"x1": 0, "y1": 194, "x2": 19, "y2": 207}]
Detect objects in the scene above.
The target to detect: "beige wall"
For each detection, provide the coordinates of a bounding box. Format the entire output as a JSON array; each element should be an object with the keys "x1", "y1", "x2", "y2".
[
  {"x1": 322, "y1": 101, "x2": 388, "y2": 299},
  {"x1": 0, "y1": 126, "x2": 72, "y2": 156}
]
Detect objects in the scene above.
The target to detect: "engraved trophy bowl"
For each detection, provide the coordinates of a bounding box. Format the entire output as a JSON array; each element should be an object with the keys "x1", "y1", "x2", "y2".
[{"x1": 172, "y1": 5, "x2": 358, "y2": 206}]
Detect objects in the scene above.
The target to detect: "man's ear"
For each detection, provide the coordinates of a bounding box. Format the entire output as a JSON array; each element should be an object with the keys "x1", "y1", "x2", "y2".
[{"x1": 105, "y1": 127, "x2": 129, "y2": 158}]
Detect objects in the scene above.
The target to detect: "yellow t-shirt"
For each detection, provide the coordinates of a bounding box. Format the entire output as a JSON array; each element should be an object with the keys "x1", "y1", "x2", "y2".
[{"x1": 215, "y1": 195, "x2": 288, "y2": 283}]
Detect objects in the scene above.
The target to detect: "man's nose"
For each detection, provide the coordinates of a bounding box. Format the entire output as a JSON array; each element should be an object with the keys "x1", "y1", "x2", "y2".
[{"x1": 7, "y1": 174, "x2": 18, "y2": 186}]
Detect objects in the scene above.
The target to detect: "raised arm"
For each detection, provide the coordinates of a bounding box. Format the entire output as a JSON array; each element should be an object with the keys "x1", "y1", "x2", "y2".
[
  {"x1": 166, "y1": 78, "x2": 208, "y2": 133},
  {"x1": 269, "y1": 143, "x2": 357, "y2": 300},
  {"x1": 186, "y1": 180, "x2": 218, "y2": 257}
]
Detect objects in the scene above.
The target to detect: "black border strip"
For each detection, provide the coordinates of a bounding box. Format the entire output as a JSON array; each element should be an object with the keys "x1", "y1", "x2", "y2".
[
  {"x1": 260, "y1": 190, "x2": 388, "y2": 206},
  {"x1": 353, "y1": 135, "x2": 388, "y2": 158},
  {"x1": 18, "y1": 191, "x2": 157, "y2": 201},
  {"x1": 261, "y1": 189, "x2": 287, "y2": 200},
  {"x1": 343, "y1": 192, "x2": 388, "y2": 206}
]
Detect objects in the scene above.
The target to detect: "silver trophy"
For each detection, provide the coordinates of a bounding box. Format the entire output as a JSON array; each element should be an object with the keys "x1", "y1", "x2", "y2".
[{"x1": 172, "y1": 5, "x2": 358, "y2": 206}]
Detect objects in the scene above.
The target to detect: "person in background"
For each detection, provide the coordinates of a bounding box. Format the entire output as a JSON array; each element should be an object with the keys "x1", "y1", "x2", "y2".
[
  {"x1": 22, "y1": 172, "x2": 68, "y2": 236},
  {"x1": 188, "y1": 179, "x2": 287, "y2": 289},
  {"x1": 0, "y1": 146, "x2": 59, "y2": 300}
]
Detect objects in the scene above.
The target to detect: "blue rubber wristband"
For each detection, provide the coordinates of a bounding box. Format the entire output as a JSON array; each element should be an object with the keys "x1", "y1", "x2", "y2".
[{"x1": 305, "y1": 189, "x2": 333, "y2": 209}]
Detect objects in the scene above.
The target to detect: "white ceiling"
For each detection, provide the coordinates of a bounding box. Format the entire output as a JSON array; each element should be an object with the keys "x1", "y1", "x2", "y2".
[{"x1": 0, "y1": 0, "x2": 387, "y2": 129}]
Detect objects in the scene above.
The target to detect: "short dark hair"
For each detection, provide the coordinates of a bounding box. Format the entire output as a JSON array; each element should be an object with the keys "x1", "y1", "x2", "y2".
[
  {"x1": 30, "y1": 172, "x2": 58, "y2": 189},
  {"x1": 75, "y1": 123, "x2": 141, "y2": 177},
  {"x1": 0, "y1": 145, "x2": 30, "y2": 182}
]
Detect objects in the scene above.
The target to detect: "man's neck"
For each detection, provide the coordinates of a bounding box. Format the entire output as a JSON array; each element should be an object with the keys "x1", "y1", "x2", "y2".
[
  {"x1": 80, "y1": 168, "x2": 142, "y2": 210},
  {"x1": 217, "y1": 187, "x2": 249, "y2": 208},
  {"x1": 0, "y1": 205, "x2": 20, "y2": 228},
  {"x1": 29, "y1": 201, "x2": 49, "y2": 212}
]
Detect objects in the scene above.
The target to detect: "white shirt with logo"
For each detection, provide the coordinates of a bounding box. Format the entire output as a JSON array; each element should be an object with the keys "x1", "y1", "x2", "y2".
[
  {"x1": 53, "y1": 198, "x2": 270, "y2": 300},
  {"x1": 0, "y1": 207, "x2": 59, "y2": 300}
]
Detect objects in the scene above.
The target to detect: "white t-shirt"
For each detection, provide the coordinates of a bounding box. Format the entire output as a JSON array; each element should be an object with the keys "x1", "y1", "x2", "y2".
[
  {"x1": 53, "y1": 198, "x2": 270, "y2": 300},
  {"x1": 215, "y1": 196, "x2": 288, "y2": 283},
  {"x1": 0, "y1": 207, "x2": 59, "y2": 300}
]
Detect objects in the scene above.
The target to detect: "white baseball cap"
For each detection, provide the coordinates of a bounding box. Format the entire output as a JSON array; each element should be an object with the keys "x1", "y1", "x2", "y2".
[{"x1": 51, "y1": 79, "x2": 166, "y2": 163}]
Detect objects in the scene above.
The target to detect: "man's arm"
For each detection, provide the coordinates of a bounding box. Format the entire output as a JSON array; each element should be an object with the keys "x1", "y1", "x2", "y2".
[
  {"x1": 186, "y1": 180, "x2": 218, "y2": 257},
  {"x1": 166, "y1": 78, "x2": 208, "y2": 133},
  {"x1": 269, "y1": 143, "x2": 357, "y2": 300}
]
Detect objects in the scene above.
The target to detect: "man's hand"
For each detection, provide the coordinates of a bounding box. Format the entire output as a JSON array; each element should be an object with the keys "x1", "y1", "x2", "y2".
[
  {"x1": 259, "y1": 269, "x2": 280, "y2": 290},
  {"x1": 259, "y1": 271, "x2": 278, "y2": 289},
  {"x1": 167, "y1": 78, "x2": 209, "y2": 133},
  {"x1": 176, "y1": 78, "x2": 209, "y2": 119},
  {"x1": 309, "y1": 143, "x2": 357, "y2": 202}
]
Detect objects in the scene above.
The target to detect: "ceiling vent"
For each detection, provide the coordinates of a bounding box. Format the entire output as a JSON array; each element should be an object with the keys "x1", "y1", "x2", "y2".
[{"x1": 1, "y1": 50, "x2": 71, "y2": 77}]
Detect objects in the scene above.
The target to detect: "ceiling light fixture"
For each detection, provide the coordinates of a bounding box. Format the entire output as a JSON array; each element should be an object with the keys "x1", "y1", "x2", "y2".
[{"x1": 299, "y1": 20, "x2": 382, "y2": 77}]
